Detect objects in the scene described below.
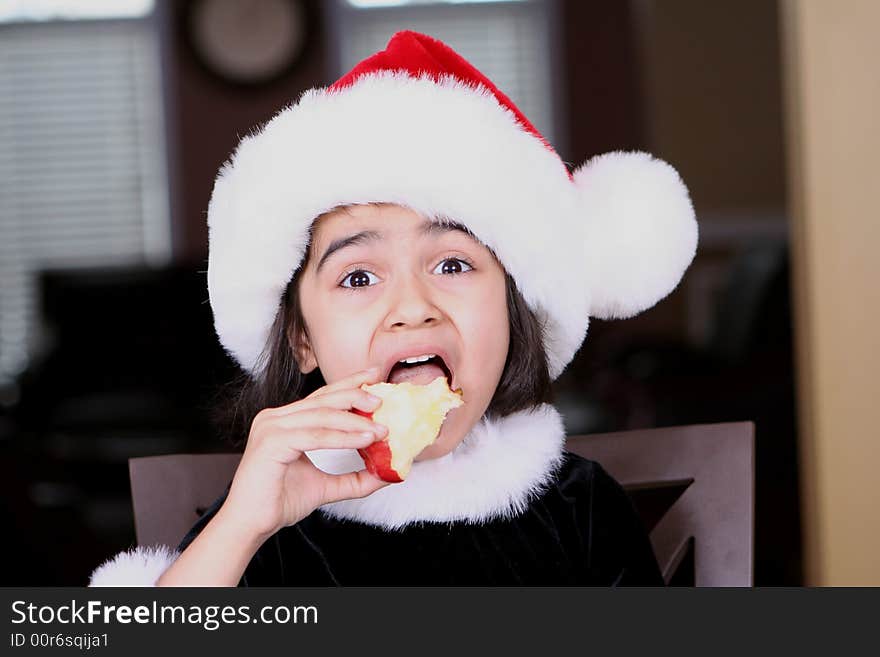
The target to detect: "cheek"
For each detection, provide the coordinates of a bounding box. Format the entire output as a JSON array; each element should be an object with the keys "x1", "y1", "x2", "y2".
[
  {"x1": 459, "y1": 282, "x2": 509, "y2": 371},
  {"x1": 302, "y1": 296, "x2": 373, "y2": 381}
]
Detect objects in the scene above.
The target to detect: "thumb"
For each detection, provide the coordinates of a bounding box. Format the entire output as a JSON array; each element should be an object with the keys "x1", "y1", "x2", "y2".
[{"x1": 322, "y1": 469, "x2": 392, "y2": 504}]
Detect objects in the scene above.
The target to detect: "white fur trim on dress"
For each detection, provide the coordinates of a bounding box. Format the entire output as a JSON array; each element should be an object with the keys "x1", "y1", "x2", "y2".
[
  {"x1": 207, "y1": 72, "x2": 697, "y2": 383},
  {"x1": 88, "y1": 544, "x2": 179, "y2": 587},
  {"x1": 305, "y1": 402, "x2": 567, "y2": 531}
]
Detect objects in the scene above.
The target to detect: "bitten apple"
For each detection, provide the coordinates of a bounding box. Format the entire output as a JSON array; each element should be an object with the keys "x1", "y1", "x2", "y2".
[{"x1": 353, "y1": 376, "x2": 464, "y2": 482}]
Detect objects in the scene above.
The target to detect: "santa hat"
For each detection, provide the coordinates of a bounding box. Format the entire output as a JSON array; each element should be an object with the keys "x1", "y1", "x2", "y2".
[{"x1": 207, "y1": 30, "x2": 697, "y2": 382}]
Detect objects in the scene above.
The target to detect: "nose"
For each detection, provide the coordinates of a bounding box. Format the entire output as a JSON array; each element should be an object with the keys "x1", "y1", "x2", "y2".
[{"x1": 384, "y1": 272, "x2": 442, "y2": 330}]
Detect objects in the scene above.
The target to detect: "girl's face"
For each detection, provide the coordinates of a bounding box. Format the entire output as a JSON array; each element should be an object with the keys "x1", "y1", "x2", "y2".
[{"x1": 295, "y1": 203, "x2": 510, "y2": 460}]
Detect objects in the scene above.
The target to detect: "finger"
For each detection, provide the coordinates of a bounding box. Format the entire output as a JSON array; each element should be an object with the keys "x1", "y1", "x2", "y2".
[
  {"x1": 305, "y1": 366, "x2": 384, "y2": 400},
  {"x1": 321, "y1": 468, "x2": 394, "y2": 505},
  {"x1": 279, "y1": 386, "x2": 383, "y2": 416},
  {"x1": 267, "y1": 428, "x2": 381, "y2": 464},
  {"x1": 271, "y1": 407, "x2": 387, "y2": 436}
]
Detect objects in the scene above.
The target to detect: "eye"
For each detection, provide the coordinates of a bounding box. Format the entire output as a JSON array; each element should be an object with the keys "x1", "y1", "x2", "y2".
[
  {"x1": 339, "y1": 268, "x2": 379, "y2": 290},
  {"x1": 432, "y1": 257, "x2": 474, "y2": 276}
]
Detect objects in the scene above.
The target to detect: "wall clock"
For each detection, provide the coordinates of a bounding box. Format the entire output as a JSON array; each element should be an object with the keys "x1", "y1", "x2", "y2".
[{"x1": 184, "y1": 0, "x2": 310, "y2": 86}]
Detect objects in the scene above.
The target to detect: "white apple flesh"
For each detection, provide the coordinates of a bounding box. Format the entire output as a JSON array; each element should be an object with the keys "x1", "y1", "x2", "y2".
[{"x1": 355, "y1": 376, "x2": 464, "y2": 482}]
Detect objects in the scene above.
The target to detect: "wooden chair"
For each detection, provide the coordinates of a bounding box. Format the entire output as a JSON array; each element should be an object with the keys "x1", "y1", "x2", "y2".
[
  {"x1": 129, "y1": 421, "x2": 754, "y2": 586},
  {"x1": 566, "y1": 421, "x2": 754, "y2": 586},
  {"x1": 129, "y1": 452, "x2": 241, "y2": 551}
]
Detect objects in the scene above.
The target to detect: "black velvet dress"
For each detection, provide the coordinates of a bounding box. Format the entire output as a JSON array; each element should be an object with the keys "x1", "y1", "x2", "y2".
[{"x1": 177, "y1": 452, "x2": 664, "y2": 586}]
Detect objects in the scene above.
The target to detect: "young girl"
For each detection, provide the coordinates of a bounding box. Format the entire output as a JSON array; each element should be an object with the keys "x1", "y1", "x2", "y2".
[{"x1": 90, "y1": 30, "x2": 697, "y2": 586}]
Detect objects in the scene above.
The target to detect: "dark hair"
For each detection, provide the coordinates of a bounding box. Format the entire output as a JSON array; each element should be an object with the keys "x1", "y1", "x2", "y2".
[{"x1": 211, "y1": 233, "x2": 554, "y2": 449}]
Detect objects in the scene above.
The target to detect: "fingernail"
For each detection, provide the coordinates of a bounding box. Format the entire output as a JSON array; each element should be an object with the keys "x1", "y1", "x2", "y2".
[
  {"x1": 372, "y1": 423, "x2": 388, "y2": 436},
  {"x1": 367, "y1": 394, "x2": 381, "y2": 404}
]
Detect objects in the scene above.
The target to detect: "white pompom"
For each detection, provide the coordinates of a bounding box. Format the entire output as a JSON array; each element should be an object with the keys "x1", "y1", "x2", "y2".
[{"x1": 573, "y1": 150, "x2": 698, "y2": 320}]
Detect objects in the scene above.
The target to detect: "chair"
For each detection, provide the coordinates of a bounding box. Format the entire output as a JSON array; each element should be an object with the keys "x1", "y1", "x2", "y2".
[
  {"x1": 129, "y1": 421, "x2": 754, "y2": 586},
  {"x1": 566, "y1": 421, "x2": 754, "y2": 586},
  {"x1": 129, "y1": 452, "x2": 241, "y2": 550}
]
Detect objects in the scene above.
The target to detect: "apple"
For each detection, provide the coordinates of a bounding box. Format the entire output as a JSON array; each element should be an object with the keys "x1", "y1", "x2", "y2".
[{"x1": 353, "y1": 376, "x2": 464, "y2": 482}]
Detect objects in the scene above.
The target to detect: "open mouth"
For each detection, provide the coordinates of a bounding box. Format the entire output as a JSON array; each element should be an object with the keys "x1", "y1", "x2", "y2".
[{"x1": 386, "y1": 355, "x2": 454, "y2": 388}]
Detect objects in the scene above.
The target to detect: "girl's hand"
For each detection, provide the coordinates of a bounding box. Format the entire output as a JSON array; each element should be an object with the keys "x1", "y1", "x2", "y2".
[{"x1": 219, "y1": 366, "x2": 391, "y2": 542}]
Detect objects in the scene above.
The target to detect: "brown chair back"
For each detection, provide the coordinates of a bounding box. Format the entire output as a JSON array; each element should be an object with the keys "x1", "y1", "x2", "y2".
[
  {"x1": 566, "y1": 421, "x2": 755, "y2": 586},
  {"x1": 129, "y1": 421, "x2": 754, "y2": 585},
  {"x1": 129, "y1": 453, "x2": 241, "y2": 550}
]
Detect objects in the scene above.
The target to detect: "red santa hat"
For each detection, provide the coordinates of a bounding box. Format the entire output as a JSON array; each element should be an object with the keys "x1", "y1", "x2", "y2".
[{"x1": 207, "y1": 30, "x2": 697, "y2": 381}]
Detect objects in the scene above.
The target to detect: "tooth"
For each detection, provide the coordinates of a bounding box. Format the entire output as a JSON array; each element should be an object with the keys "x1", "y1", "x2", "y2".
[{"x1": 399, "y1": 354, "x2": 435, "y2": 364}]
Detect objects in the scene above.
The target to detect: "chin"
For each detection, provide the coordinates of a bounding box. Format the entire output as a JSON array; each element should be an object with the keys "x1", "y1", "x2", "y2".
[
  {"x1": 414, "y1": 414, "x2": 466, "y2": 461},
  {"x1": 414, "y1": 442, "x2": 449, "y2": 461}
]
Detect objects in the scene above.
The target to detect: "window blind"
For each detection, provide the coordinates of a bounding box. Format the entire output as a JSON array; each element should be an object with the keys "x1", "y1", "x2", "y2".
[{"x1": 0, "y1": 17, "x2": 170, "y2": 386}]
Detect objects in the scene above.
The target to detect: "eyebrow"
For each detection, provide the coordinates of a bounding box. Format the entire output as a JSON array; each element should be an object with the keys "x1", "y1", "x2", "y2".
[{"x1": 315, "y1": 220, "x2": 477, "y2": 274}]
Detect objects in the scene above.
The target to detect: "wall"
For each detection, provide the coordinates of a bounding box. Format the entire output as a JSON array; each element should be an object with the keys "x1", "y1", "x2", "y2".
[
  {"x1": 780, "y1": 0, "x2": 880, "y2": 585},
  {"x1": 629, "y1": 0, "x2": 789, "y2": 348},
  {"x1": 633, "y1": 0, "x2": 786, "y2": 214}
]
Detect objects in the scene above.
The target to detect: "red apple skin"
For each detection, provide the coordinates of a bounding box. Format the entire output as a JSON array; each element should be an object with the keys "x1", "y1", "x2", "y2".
[{"x1": 352, "y1": 408, "x2": 403, "y2": 483}]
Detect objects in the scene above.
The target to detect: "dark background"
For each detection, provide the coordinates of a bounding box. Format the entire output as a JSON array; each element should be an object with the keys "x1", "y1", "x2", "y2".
[{"x1": 0, "y1": 0, "x2": 799, "y2": 585}]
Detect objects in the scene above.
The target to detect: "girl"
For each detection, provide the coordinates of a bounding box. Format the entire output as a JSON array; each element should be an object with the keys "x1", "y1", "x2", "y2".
[{"x1": 90, "y1": 30, "x2": 697, "y2": 586}]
